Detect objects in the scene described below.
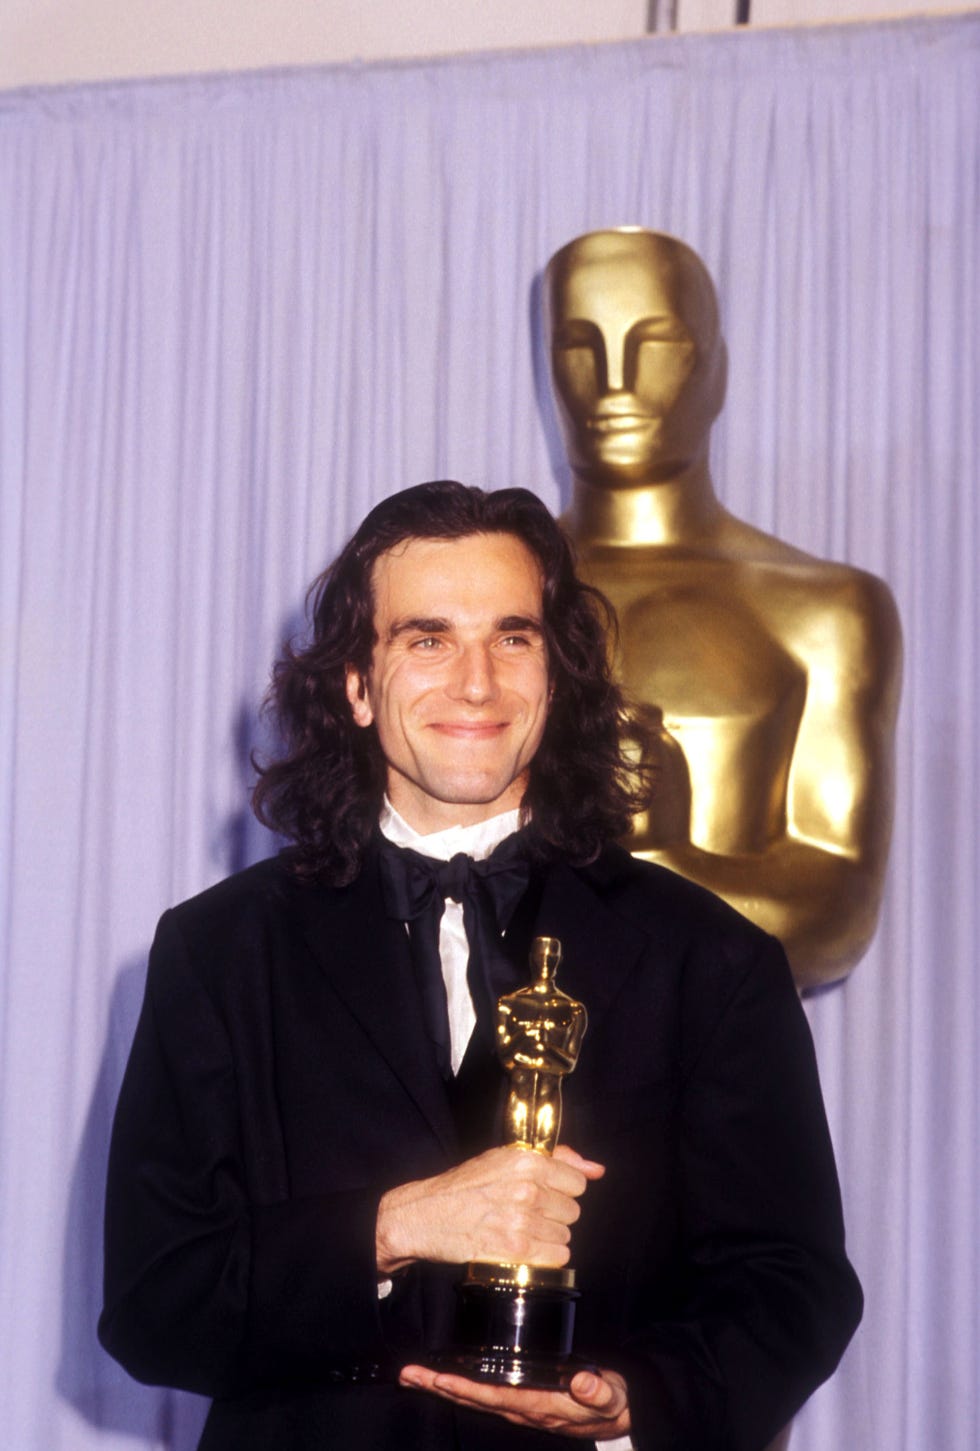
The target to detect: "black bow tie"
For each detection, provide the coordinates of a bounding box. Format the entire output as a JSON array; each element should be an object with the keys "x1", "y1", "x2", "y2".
[
  {"x1": 377, "y1": 832, "x2": 532, "y2": 1080},
  {"x1": 378, "y1": 834, "x2": 530, "y2": 932}
]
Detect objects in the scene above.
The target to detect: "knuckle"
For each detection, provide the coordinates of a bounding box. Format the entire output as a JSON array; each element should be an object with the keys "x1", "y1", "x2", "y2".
[
  {"x1": 506, "y1": 1202, "x2": 532, "y2": 1231},
  {"x1": 503, "y1": 1228, "x2": 532, "y2": 1260},
  {"x1": 513, "y1": 1152, "x2": 539, "y2": 1182}
]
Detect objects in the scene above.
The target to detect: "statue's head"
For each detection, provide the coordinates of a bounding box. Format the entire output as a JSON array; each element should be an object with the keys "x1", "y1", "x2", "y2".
[{"x1": 544, "y1": 228, "x2": 727, "y2": 486}]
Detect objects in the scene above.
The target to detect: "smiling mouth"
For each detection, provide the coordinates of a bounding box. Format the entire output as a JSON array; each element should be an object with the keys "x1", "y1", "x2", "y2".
[{"x1": 431, "y1": 722, "x2": 508, "y2": 738}]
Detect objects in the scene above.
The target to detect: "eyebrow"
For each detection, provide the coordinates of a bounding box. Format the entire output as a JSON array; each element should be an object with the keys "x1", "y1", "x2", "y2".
[
  {"x1": 386, "y1": 614, "x2": 544, "y2": 642},
  {"x1": 497, "y1": 615, "x2": 544, "y2": 635},
  {"x1": 387, "y1": 617, "x2": 451, "y2": 641}
]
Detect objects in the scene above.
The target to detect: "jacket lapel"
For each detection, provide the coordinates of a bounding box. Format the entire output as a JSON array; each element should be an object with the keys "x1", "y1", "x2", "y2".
[
  {"x1": 283, "y1": 844, "x2": 650, "y2": 1162},
  {"x1": 288, "y1": 849, "x2": 458, "y2": 1159},
  {"x1": 530, "y1": 851, "x2": 650, "y2": 1038}
]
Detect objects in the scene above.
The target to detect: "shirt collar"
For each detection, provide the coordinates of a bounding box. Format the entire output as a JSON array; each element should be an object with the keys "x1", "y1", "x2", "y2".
[{"x1": 378, "y1": 796, "x2": 522, "y2": 863}]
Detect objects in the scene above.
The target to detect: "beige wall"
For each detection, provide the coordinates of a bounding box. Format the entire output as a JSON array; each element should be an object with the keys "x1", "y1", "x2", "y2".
[{"x1": 1, "y1": 0, "x2": 961, "y2": 92}]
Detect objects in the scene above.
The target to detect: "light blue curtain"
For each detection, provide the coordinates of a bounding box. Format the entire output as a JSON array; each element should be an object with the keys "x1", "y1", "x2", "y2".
[{"x1": 1, "y1": 15, "x2": 977, "y2": 1449}]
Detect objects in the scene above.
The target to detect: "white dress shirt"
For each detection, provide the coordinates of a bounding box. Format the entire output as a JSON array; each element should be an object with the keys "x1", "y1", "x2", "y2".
[{"x1": 379, "y1": 798, "x2": 521, "y2": 1074}]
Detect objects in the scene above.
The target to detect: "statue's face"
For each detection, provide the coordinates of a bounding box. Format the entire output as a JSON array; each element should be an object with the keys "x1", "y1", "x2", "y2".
[{"x1": 545, "y1": 231, "x2": 725, "y2": 485}]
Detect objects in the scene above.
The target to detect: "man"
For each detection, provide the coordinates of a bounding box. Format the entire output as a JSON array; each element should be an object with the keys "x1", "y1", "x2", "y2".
[
  {"x1": 100, "y1": 481, "x2": 862, "y2": 1450},
  {"x1": 546, "y1": 229, "x2": 902, "y2": 990}
]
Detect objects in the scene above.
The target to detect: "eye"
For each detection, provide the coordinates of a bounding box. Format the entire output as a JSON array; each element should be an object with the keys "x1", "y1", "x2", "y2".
[
  {"x1": 500, "y1": 630, "x2": 545, "y2": 653},
  {"x1": 554, "y1": 319, "x2": 602, "y2": 350},
  {"x1": 628, "y1": 315, "x2": 693, "y2": 346},
  {"x1": 411, "y1": 635, "x2": 445, "y2": 651}
]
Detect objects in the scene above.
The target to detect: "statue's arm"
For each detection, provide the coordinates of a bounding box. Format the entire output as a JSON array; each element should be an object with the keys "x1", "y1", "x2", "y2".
[
  {"x1": 639, "y1": 574, "x2": 903, "y2": 989},
  {"x1": 510, "y1": 1041, "x2": 578, "y2": 1074}
]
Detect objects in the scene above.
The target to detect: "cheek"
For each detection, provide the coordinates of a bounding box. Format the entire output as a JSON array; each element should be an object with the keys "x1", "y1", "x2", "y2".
[
  {"x1": 633, "y1": 343, "x2": 696, "y2": 407},
  {"x1": 372, "y1": 662, "x2": 433, "y2": 729},
  {"x1": 523, "y1": 670, "x2": 553, "y2": 729},
  {"x1": 554, "y1": 348, "x2": 600, "y2": 406}
]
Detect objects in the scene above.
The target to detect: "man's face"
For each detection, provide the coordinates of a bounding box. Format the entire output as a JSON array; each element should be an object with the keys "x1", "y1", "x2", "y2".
[
  {"x1": 546, "y1": 232, "x2": 723, "y2": 484},
  {"x1": 345, "y1": 532, "x2": 551, "y2": 834}
]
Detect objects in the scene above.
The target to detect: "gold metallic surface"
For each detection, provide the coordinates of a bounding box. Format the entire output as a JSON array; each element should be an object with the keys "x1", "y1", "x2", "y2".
[
  {"x1": 464, "y1": 1262, "x2": 577, "y2": 1291},
  {"x1": 496, "y1": 936, "x2": 588, "y2": 1154},
  {"x1": 481, "y1": 936, "x2": 587, "y2": 1294},
  {"x1": 545, "y1": 229, "x2": 903, "y2": 990}
]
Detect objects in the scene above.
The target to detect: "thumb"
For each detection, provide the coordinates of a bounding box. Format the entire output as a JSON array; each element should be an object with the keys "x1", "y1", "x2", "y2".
[
  {"x1": 552, "y1": 1144, "x2": 606, "y2": 1179},
  {"x1": 569, "y1": 1369, "x2": 626, "y2": 1415}
]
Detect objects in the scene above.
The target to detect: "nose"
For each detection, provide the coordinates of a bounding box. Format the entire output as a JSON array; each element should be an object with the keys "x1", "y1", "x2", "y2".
[
  {"x1": 447, "y1": 642, "x2": 499, "y2": 704},
  {"x1": 602, "y1": 330, "x2": 627, "y2": 393}
]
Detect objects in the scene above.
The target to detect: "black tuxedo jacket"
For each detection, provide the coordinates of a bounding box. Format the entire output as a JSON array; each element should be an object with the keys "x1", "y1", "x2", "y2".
[{"x1": 99, "y1": 842, "x2": 861, "y2": 1451}]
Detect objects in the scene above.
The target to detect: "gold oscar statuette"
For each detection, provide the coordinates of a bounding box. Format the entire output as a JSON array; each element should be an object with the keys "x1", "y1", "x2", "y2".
[{"x1": 437, "y1": 936, "x2": 593, "y2": 1388}]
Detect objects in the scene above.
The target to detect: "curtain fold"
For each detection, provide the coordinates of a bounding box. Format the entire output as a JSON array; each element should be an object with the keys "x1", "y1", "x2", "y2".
[{"x1": 1, "y1": 15, "x2": 977, "y2": 1449}]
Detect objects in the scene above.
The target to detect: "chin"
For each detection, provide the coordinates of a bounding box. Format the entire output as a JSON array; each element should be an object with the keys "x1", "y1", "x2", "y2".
[
  {"x1": 578, "y1": 448, "x2": 693, "y2": 486},
  {"x1": 433, "y1": 782, "x2": 516, "y2": 808},
  {"x1": 580, "y1": 458, "x2": 659, "y2": 486},
  {"x1": 422, "y1": 768, "x2": 527, "y2": 812}
]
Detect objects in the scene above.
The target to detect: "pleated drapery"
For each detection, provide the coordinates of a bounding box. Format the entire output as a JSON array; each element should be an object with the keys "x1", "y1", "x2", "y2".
[{"x1": 1, "y1": 15, "x2": 977, "y2": 1450}]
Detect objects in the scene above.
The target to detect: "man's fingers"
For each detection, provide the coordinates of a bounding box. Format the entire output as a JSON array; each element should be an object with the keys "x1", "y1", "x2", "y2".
[
  {"x1": 570, "y1": 1368, "x2": 627, "y2": 1416},
  {"x1": 377, "y1": 1143, "x2": 606, "y2": 1272},
  {"x1": 570, "y1": 1371, "x2": 605, "y2": 1403},
  {"x1": 509, "y1": 1175, "x2": 582, "y2": 1227},
  {"x1": 399, "y1": 1364, "x2": 631, "y2": 1438},
  {"x1": 551, "y1": 1143, "x2": 606, "y2": 1180}
]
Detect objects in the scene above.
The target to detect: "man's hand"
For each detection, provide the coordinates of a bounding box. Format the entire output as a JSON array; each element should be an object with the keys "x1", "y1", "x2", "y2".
[
  {"x1": 376, "y1": 1144, "x2": 605, "y2": 1275},
  {"x1": 398, "y1": 1364, "x2": 631, "y2": 1441}
]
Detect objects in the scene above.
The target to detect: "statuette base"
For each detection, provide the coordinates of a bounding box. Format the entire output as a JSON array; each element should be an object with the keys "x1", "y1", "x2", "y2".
[{"x1": 433, "y1": 1271, "x2": 595, "y2": 1389}]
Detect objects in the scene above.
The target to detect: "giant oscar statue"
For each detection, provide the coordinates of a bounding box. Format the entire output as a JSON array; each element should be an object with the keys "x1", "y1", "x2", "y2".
[{"x1": 544, "y1": 228, "x2": 902, "y2": 991}]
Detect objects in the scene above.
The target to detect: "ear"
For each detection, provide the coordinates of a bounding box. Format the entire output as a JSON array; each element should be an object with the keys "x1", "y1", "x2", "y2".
[{"x1": 345, "y1": 666, "x2": 374, "y2": 728}]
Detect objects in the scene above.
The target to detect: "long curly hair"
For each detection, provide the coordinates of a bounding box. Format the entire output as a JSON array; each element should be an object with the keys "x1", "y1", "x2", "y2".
[{"x1": 252, "y1": 481, "x2": 649, "y2": 883}]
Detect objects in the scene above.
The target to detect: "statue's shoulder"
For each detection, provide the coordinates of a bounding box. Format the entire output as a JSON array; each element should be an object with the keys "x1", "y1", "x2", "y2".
[
  {"x1": 717, "y1": 524, "x2": 902, "y2": 665},
  {"x1": 777, "y1": 551, "x2": 895, "y2": 606},
  {"x1": 776, "y1": 556, "x2": 902, "y2": 673},
  {"x1": 576, "y1": 843, "x2": 765, "y2": 949}
]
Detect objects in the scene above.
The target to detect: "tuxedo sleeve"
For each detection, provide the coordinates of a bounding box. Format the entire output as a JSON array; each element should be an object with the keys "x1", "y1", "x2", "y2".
[
  {"x1": 98, "y1": 909, "x2": 388, "y2": 1398},
  {"x1": 616, "y1": 934, "x2": 863, "y2": 1451}
]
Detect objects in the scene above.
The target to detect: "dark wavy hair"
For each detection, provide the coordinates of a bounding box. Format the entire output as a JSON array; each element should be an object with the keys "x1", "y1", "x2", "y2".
[{"x1": 252, "y1": 481, "x2": 649, "y2": 883}]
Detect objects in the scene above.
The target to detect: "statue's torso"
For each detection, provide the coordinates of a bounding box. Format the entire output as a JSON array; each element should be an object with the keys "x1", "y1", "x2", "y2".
[{"x1": 578, "y1": 547, "x2": 877, "y2": 858}]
